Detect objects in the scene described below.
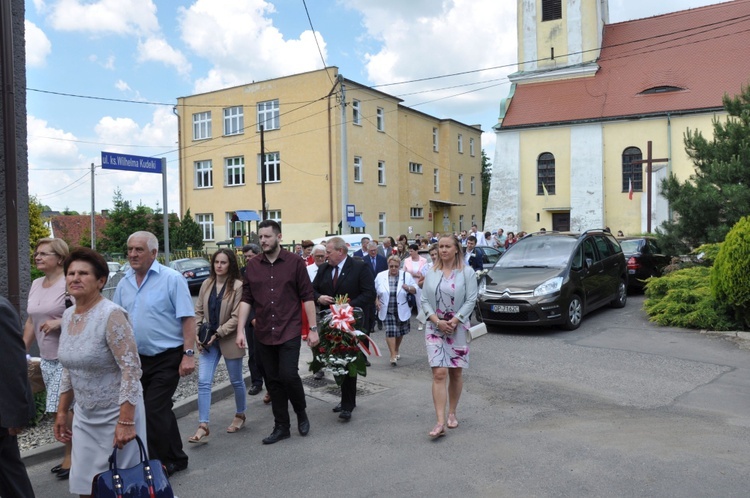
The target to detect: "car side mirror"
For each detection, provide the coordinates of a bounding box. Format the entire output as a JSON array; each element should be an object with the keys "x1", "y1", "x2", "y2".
[{"x1": 584, "y1": 258, "x2": 594, "y2": 269}]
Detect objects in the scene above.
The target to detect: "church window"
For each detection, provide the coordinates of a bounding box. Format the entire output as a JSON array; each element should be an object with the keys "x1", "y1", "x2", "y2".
[
  {"x1": 537, "y1": 153, "x2": 555, "y2": 195},
  {"x1": 542, "y1": 0, "x2": 562, "y2": 21},
  {"x1": 622, "y1": 147, "x2": 643, "y2": 192}
]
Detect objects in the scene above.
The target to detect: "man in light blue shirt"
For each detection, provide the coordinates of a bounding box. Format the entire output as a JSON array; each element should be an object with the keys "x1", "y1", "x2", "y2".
[{"x1": 113, "y1": 231, "x2": 195, "y2": 476}]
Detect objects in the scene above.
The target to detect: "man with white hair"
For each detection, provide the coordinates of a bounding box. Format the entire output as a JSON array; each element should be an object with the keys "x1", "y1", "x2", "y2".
[
  {"x1": 114, "y1": 231, "x2": 195, "y2": 476},
  {"x1": 306, "y1": 244, "x2": 327, "y2": 282}
]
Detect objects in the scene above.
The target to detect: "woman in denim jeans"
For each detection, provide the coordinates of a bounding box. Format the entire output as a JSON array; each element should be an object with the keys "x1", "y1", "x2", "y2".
[{"x1": 189, "y1": 249, "x2": 247, "y2": 443}]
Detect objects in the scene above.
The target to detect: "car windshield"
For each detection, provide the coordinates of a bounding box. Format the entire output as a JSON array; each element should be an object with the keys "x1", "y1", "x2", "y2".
[
  {"x1": 107, "y1": 262, "x2": 120, "y2": 272},
  {"x1": 495, "y1": 237, "x2": 577, "y2": 268},
  {"x1": 619, "y1": 240, "x2": 642, "y2": 253},
  {"x1": 176, "y1": 259, "x2": 209, "y2": 271}
]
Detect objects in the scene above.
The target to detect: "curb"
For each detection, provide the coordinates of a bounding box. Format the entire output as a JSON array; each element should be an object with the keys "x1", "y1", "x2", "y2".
[{"x1": 20, "y1": 373, "x2": 251, "y2": 466}]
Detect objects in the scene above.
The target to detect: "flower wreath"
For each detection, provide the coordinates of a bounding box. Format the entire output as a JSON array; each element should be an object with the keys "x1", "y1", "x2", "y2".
[{"x1": 309, "y1": 295, "x2": 381, "y2": 386}]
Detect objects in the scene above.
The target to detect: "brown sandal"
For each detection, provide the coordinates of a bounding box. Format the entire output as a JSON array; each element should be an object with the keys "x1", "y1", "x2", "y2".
[
  {"x1": 227, "y1": 413, "x2": 246, "y2": 433},
  {"x1": 188, "y1": 424, "x2": 209, "y2": 443}
]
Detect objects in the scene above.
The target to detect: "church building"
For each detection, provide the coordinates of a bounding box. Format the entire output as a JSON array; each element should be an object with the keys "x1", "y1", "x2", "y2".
[{"x1": 485, "y1": 0, "x2": 750, "y2": 235}]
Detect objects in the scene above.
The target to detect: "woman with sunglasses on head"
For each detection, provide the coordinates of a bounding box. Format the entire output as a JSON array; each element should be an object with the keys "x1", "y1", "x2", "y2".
[
  {"x1": 189, "y1": 248, "x2": 246, "y2": 443},
  {"x1": 23, "y1": 237, "x2": 74, "y2": 480}
]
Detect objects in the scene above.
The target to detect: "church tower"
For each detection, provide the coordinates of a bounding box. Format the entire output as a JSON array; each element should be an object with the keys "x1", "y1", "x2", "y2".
[{"x1": 515, "y1": 0, "x2": 608, "y2": 81}]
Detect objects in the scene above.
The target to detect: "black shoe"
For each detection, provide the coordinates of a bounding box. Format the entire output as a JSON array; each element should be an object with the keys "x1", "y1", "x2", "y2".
[
  {"x1": 262, "y1": 426, "x2": 291, "y2": 444},
  {"x1": 56, "y1": 468, "x2": 70, "y2": 480},
  {"x1": 297, "y1": 413, "x2": 310, "y2": 436},
  {"x1": 313, "y1": 370, "x2": 325, "y2": 380},
  {"x1": 338, "y1": 410, "x2": 352, "y2": 421},
  {"x1": 365, "y1": 360, "x2": 371, "y2": 367},
  {"x1": 248, "y1": 384, "x2": 263, "y2": 396},
  {"x1": 332, "y1": 403, "x2": 342, "y2": 413},
  {"x1": 377, "y1": 320, "x2": 383, "y2": 331},
  {"x1": 51, "y1": 464, "x2": 62, "y2": 474},
  {"x1": 164, "y1": 461, "x2": 188, "y2": 477}
]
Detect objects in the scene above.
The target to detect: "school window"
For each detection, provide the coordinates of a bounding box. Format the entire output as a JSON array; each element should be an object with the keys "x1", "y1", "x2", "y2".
[
  {"x1": 432, "y1": 127, "x2": 439, "y2": 152},
  {"x1": 257, "y1": 100, "x2": 279, "y2": 131},
  {"x1": 258, "y1": 152, "x2": 281, "y2": 183},
  {"x1": 409, "y1": 162, "x2": 423, "y2": 174},
  {"x1": 469, "y1": 137, "x2": 475, "y2": 156},
  {"x1": 192, "y1": 111, "x2": 211, "y2": 140},
  {"x1": 537, "y1": 152, "x2": 555, "y2": 195},
  {"x1": 194, "y1": 160, "x2": 212, "y2": 189},
  {"x1": 267, "y1": 210, "x2": 282, "y2": 225},
  {"x1": 459, "y1": 215, "x2": 464, "y2": 232},
  {"x1": 470, "y1": 176, "x2": 476, "y2": 195},
  {"x1": 196, "y1": 213, "x2": 214, "y2": 241},
  {"x1": 433, "y1": 168, "x2": 440, "y2": 193},
  {"x1": 542, "y1": 0, "x2": 562, "y2": 21},
  {"x1": 376, "y1": 107, "x2": 385, "y2": 131},
  {"x1": 378, "y1": 212, "x2": 386, "y2": 237},
  {"x1": 353, "y1": 156, "x2": 363, "y2": 183},
  {"x1": 458, "y1": 174, "x2": 464, "y2": 194},
  {"x1": 225, "y1": 156, "x2": 245, "y2": 186},
  {"x1": 377, "y1": 161, "x2": 386, "y2": 185},
  {"x1": 352, "y1": 100, "x2": 361, "y2": 125},
  {"x1": 410, "y1": 207, "x2": 424, "y2": 218},
  {"x1": 458, "y1": 134, "x2": 463, "y2": 154},
  {"x1": 622, "y1": 147, "x2": 643, "y2": 192},
  {"x1": 223, "y1": 106, "x2": 244, "y2": 136}
]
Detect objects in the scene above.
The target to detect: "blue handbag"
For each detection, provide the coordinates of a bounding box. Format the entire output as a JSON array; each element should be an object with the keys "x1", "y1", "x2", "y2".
[{"x1": 92, "y1": 435, "x2": 174, "y2": 498}]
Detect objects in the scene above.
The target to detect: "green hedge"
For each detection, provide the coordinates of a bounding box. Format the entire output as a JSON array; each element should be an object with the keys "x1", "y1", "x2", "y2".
[
  {"x1": 644, "y1": 266, "x2": 741, "y2": 330},
  {"x1": 711, "y1": 216, "x2": 750, "y2": 329}
]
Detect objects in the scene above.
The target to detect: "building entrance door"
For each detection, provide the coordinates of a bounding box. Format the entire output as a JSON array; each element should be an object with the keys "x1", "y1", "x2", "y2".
[{"x1": 552, "y1": 212, "x2": 570, "y2": 231}]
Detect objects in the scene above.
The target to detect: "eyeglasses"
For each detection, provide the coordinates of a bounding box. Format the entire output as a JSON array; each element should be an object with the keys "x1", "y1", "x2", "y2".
[
  {"x1": 313, "y1": 254, "x2": 326, "y2": 259},
  {"x1": 33, "y1": 251, "x2": 57, "y2": 258}
]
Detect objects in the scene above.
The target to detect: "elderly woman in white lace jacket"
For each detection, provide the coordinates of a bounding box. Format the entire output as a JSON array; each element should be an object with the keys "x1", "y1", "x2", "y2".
[{"x1": 54, "y1": 248, "x2": 147, "y2": 497}]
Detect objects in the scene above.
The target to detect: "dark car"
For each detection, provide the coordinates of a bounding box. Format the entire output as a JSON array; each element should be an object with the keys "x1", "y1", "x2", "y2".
[
  {"x1": 618, "y1": 236, "x2": 671, "y2": 291},
  {"x1": 477, "y1": 230, "x2": 628, "y2": 330},
  {"x1": 169, "y1": 258, "x2": 211, "y2": 290}
]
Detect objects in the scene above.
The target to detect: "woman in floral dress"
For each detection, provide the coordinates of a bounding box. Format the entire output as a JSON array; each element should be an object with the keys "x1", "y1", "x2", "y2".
[{"x1": 420, "y1": 235, "x2": 477, "y2": 438}]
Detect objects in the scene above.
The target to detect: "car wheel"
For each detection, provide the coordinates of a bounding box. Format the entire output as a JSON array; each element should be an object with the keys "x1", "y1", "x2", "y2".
[
  {"x1": 611, "y1": 279, "x2": 627, "y2": 308},
  {"x1": 563, "y1": 295, "x2": 583, "y2": 330}
]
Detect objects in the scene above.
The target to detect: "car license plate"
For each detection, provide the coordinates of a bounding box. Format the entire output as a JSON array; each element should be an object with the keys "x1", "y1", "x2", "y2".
[
  {"x1": 491, "y1": 305, "x2": 519, "y2": 313},
  {"x1": 196, "y1": 271, "x2": 209, "y2": 276}
]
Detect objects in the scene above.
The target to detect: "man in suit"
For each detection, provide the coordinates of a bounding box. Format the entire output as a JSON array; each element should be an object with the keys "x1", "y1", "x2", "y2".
[
  {"x1": 312, "y1": 237, "x2": 376, "y2": 421},
  {"x1": 352, "y1": 236, "x2": 370, "y2": 259},
  {"x1": 378, "y1": 237, "x2": 395, "y2": 258},
  {"x1": 465, "y1": 235, "x2": 485, "y2": 272},
  {"x1": 0, "y1": 297, "x2": 37, "y2": 498}
]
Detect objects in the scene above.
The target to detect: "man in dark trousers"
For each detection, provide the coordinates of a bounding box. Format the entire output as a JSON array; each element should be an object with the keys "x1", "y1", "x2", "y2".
[
  {"x1": 312, "y1": 236, "x2": 376, "y2": 421},
  {"x1": 0, "y1": 296, "x2": 37, "y2": 498},
  {"x1": 242, "y1": 243, "x2": 266, "y2": 397},
  {"x1": 364, "y1": 241, "x2": 388, "y2": 332},
  {"x1": 236, "y1": 220, "x2": 319, "y2": 444}
]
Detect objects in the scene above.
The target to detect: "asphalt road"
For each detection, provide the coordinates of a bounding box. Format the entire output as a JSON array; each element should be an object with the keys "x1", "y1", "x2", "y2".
[{"x1": 24, "y1": 295, "x2": 750, "y2": 497}]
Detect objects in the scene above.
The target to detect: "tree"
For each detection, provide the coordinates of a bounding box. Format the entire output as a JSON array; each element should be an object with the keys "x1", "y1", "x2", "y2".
[
  {"x1": 658, "y1": 84, "x2": 750, "y2": 253},
  {"x1": 29, "y1": 196, "x2": 50, "y2": 253},
  {"x1": 481, "y1": 149, "x2": 492, "y2": 225},
  {"x1": 177, "y1": 209, "x2": 204, "y2": 251}
]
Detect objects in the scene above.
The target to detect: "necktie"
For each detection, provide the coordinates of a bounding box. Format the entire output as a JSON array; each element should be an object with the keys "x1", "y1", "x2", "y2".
[
  {"x1": 333, "y1": 265, "x2": 339, "y2": 288},
  {"x1": 371, "y1": 258, "x2": 376, "y2": 272}
]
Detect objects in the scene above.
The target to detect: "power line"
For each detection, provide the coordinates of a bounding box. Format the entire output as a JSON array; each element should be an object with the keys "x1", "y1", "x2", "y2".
[{"x1": 301, "y1": 0, "x2": 333, "y2": 86}]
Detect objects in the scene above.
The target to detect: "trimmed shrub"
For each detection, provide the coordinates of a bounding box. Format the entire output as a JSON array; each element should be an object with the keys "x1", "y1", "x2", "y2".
[
  {"x1": 711, "y1": 216, "x2": 750, "y2": 329},
  {"x1": 644, "y1": 266, "x2": 740, "y2": 330}
]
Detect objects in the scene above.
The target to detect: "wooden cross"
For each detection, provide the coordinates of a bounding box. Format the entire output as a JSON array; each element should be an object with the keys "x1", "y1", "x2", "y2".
[{"x1": 631, "y1": 141, "x2": 669, "y2": 233}]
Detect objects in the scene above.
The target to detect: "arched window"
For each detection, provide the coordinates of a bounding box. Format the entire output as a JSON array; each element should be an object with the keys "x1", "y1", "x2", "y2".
[
  {"x1": 622, "y1": 147, "x2": 642, "y2": 192},
  {"x1": 542, "y1": 0, "x2": 562, "y2": 21},
  {"x1": 537, "y1": 153, "x2": 555, "y2": 195}
]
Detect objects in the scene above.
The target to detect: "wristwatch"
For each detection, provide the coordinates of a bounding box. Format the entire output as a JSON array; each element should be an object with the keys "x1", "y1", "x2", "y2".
[
  {"x1": 183, "y1": 349, "x2": 195, "y2": 357},
  {"x1": 309, "y1": 326, "x2": 318, "y2": 332}
]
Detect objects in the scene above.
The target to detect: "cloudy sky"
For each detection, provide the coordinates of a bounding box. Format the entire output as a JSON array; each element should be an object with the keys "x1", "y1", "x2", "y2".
[{"x1": 24, "y1": 0, "x2": 723, "y2": 214}]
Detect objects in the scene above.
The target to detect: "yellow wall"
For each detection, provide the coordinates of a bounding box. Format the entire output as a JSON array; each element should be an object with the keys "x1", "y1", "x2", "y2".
[{"x1": 177, "y1": 68, "x2": 482, "y2": 246}]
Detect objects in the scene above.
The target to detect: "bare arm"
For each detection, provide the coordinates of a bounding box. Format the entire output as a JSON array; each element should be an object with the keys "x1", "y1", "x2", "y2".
[
  {"x1": 22, "y1": 316, "x2": 35, "y2": 351},
  {"x1": 179, "y1": 316, "x2": 196, "y2": 376},
  {"x1": 235, "y1": 301, "x2": 251, "y2": 349},
  {"x1": 303, "y1": 300, "x2": 319, "y2": 347}
]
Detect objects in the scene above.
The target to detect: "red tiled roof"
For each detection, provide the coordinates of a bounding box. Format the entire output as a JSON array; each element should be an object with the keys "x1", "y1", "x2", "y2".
[
  {"x1": 51, "y1": 215, "x2": 108, "y2": 248},
  {"x1": 501, "y1": 0, "x2": 750, "y2": 128}
]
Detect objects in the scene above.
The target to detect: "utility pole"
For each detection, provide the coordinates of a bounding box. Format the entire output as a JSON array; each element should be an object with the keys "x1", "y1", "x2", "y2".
[
  {"x1": 339, "y1": 74, "x2": 350, "y2": 235},
  {"x1": 260, "y1": 125, "x2": 267, "y2": 220},
  {"x1": 90, "y1": 162, "x2": 96, "y2": 250}
]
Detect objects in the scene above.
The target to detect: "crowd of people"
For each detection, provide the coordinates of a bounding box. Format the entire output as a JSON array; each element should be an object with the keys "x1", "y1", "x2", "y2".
[{"x1": 4, "y1": 224, "x2": 492, "y2": 497}]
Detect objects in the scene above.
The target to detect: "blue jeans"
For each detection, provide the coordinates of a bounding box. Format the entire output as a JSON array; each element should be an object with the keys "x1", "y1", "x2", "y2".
[{"x1": 197, "y1": 345, "x2": 246, "y2": 424}]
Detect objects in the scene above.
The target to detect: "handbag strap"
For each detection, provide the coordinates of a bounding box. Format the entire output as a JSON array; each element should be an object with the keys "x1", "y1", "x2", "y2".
[{"x1": 108, "y1": 434, "x2": 148, "y2": 474}]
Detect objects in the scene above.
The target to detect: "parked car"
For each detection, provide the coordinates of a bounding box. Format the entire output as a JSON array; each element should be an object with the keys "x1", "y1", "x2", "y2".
[
  {"x1": 618, "y1": 236, "x2": 671, "y2": 291},
  {"x1": 107, "y1": 262, "x2": 121, "y2": 280},
  {"x1": 169, "y1": 257, "x2": 211, "y2": 290},
  {"x1": 477, "y1": 230, "x2": 628, "y2": 330}
]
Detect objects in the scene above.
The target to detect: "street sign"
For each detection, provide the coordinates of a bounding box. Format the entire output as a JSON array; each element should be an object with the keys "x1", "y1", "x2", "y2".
[
  {"x1": 101, "y1": 151, "x2": 162, "y2": 174},
  {"x1": 346, "y1": 204, "x2": 355, "y2": 222}
]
